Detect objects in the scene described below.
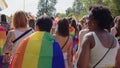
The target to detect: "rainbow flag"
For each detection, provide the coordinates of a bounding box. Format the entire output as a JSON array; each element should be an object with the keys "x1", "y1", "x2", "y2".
[
  {"x1": 9, "y1": 31, "x2": 65, "y2": 68},
  {"x1": 0, "y1": 0, "x2": 8, "y2": 11},
  {"x1": 0, "y1": 25, "x2": 6, "y2": 55},
  {"x1": 69, "y1": 26, "x2": 78, "y2": 51},
  {"x1": 0, "y1": 25, "x2": 6, "y2": 67},
  {"x1": 69, "y1": 26, "x2": 75, "y2": 37}
]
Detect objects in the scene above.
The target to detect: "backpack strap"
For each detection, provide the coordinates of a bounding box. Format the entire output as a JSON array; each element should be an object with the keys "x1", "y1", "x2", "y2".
[
  {"x1": 12, "y1": 29, "x2": 32, "y2": 43},
  {"x1": 61, "y1": 36, "x2": 69, "y2": 49},
  {"x1": 93, "y1": 36, "x2": 114, "y2": 68}
]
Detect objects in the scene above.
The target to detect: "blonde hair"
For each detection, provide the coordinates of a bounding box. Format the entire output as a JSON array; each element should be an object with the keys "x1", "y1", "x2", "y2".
[{"x1": 12, "y1": 10, "x2": 28, "y2": 28}]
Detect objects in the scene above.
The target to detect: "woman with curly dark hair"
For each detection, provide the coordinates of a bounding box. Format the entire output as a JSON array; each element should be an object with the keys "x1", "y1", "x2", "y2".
[{"x1": 77, "y1": 5, "x2": 120, "y2": 68}]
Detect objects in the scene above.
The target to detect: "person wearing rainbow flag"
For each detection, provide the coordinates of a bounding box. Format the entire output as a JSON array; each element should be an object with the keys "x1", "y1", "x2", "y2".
[
  {"x1": 0, "y1": 25, "x2": 6, "y2": 67},
  {"x1": 9, "y1": 16, "x2": 65, "y2": 68}
]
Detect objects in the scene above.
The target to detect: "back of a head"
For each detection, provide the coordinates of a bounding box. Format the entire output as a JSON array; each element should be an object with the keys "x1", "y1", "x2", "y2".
[
  {"x1": 88, "y1": 5, "x2": 113, "y2": 31},
  {"x1": 13, "y1": 10, "x2": 28, "y2": 28},
  {"x1": 1, "y1": 14, "x2": 7, "y2": 22},
  {"x1": 71, "y1": 19, "x2": 76, "y2": 27},
  {"x1": 80, "y1": 15, "x2": 87, "y2": 25},
  {"x1": 57, "y1": 18, "x2": 69, "y2": 37},
  {"x1": 36, "y1": 16, "x2": 52, "y2": 32},
  {"x1": 29, "y1": 19, "x2": 35, "y2": 29}
]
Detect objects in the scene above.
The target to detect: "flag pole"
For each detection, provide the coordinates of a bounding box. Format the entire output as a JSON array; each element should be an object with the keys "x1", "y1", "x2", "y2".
[{"x1": 23, "y1": 0, "x2": 25, "y2": 11}]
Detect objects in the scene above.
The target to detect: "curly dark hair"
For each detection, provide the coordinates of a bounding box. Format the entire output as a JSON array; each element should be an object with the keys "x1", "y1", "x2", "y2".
[
  {"x1": 88, "y1": 5, "x2": 113, "y2": 31},
  {"x1": 36, "y1": 16, "x2": 52, "y2": 32},
  {"x1": 1, "y1": 14, "x2": 7, "y2": 22},
  {"x1": 57, "y1": 18, "x2": 69, "y2": 37}
]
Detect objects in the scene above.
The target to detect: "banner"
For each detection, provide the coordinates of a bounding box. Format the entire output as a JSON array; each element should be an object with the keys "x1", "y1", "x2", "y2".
[{"x1": 0, "y1": 0, "x2": 8, "y2": 11}]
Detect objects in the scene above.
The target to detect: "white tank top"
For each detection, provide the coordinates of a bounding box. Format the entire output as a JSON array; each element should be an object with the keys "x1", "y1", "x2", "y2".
[
  {"x1": 89, "y1": 32, "x2": 119, "y2": 67},
  {"x1": 12, "y1": 29, "x2": 33, "y2": 56}
]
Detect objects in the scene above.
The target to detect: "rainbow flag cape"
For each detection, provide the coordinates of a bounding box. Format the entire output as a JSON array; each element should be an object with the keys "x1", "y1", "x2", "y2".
[
  {"x1": 0, "y1": 0, "x2": 8, "y2": 10},
  {"x1": 0, "y1": 25, "x2": 6, "y2": 67},
  {"x1": 9, "y1": 31, "x2": 65, "y2": 68},
  {"x1": 0, "y1": 25, "x2": 6, "y2": 55}
]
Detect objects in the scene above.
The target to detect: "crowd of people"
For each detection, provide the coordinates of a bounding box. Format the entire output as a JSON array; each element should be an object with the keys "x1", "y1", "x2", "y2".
[{"x1": 0, "y1": 4, "x2": 120, "y2": 68}]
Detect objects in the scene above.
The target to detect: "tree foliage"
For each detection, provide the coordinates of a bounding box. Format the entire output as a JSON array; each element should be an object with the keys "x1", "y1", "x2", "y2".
[
  {"x1": 66, "y1": 0, "x2": 120, "y2": 18},
  {"x1": 37, "y1": 0, "x2": 57, "y2": 17},
  {"x1": 66, "y1": 0, "x2": 87, "y2": 18}
]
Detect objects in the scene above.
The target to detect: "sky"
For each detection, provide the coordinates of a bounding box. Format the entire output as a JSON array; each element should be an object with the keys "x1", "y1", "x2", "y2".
[{"x1": 3, "y1": 0, "x2": 74, "y2": 16}]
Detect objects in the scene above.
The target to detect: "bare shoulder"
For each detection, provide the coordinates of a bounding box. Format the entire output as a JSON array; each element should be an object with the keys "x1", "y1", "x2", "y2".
[
  {"x1": 83, "y1": 32, "x2": 94, "y2": 39},
  {"x1": 79, "y1": 29, "x2": 89, "y2": 35},
  {"x1": 81, "y1": 32, "x2": 95, "y2": 48}
]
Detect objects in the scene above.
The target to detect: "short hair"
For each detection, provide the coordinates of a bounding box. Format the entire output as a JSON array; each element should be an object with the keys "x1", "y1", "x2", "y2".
[
  {"x1": 29, "y1": 19, "x2": 35, "y2": 29},
  {"x1": 71, "y1": 19, "x2": 78, "y2": 34},
  {"x1": 88, "y1": 5, "x2": 113, "y2": 30},
  {"x1": 57, "y1": 18, "x2": 69, "y2": 37},
  {"x1": 13, "y1": 11, "x2": 28, "y2": 28},
  {"x1": 36, "y1": 16, "x2": 52, "y2": 32},
  {"x1": 1, "y1": 14, "x2": 7, "y2": 22}
]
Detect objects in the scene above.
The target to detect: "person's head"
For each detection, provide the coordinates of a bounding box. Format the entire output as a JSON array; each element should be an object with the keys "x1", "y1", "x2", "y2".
[
  {"x1": 114, "y1": 16, "x2": 120, "y2": 27},
  {"x1": 71, "y1": 19, "x2": 77, "y2": 28},
  {"x1": 36, "y1": 16, "x2": 52, "y2": 32},
  {"x1": 13, "y1": 10, "x2": 28, "y2": 29},
  {"x1": 71, "y1": 19, "x2": 79, "y2": 33},
  {"x1": 56, "y1": 18, "x2": 69, "y2": 37},
  {"x1": 1, "y1": 14, "x2": 7, "y2": 22},
  {"x1": 29, "y1": 19, "x2": 35, "y2": 29},
  {"x1": 51, "y1": 16, "x2": 54, "y2": 21},
  {"x1": 114, "y1": 16, "x2": 120, "y2": 36},
  {"x1": 80, "y1": 15, "x2": 88, "y2": 29},
  {"x1": 87, "y1": 5, "x2": 113, "y2": 31}
]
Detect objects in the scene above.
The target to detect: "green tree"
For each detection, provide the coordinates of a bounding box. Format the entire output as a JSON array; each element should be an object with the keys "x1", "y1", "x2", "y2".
[
  {"x1": 112, "y1": 0, "x2": 120, "y2": 16},
  {"x1": 37, "y1": 0, "x2": 57, "y2": 17},
  {"x1": 80, "y1": 0, "x2": 120, "y2": 16},
  {"x1": 66, "y1": 7, "x2": 73, "y2": 16},
  {"x1": 58, "y1": 13, "x2": 66, "y2": 19},
  {"x1": 66, "y1": 0, "x2": 87, "y2": 18}
]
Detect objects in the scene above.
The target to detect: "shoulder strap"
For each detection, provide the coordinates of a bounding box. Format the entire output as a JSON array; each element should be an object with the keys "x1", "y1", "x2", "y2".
[
  {"x1": 12, "y1": 29, "x2": 32, "y2": 43},
  {"x1": 93, "y1": 37, "x2": 114, "y2": 68},
  {"x1": 61, "y1": 36, "x2": 69, "y2": 49}
]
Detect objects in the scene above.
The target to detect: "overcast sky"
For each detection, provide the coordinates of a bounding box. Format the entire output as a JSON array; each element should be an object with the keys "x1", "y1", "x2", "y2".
[{"x1": 5, "y1": 0, "x2": 74, "y2": 16}]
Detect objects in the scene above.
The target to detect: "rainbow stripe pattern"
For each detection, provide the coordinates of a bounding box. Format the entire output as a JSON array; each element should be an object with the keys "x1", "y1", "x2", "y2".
[
  {"x1": 69, "y1": 26, "x2": 75, "y2": 37},
  {"x1": 0, "y1": 25, "x2": 6, "y2": 55},
  {"x1": 69, "y1": 26, "x2": 78, "y2": 50},
  {"x1": 9, "y1": 31, "x2": 65, "y2": 68},
  {"x1": 0, "y1": 25, "x2": 6, "y2": 67}
]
